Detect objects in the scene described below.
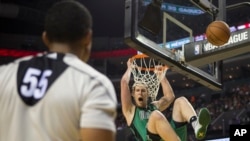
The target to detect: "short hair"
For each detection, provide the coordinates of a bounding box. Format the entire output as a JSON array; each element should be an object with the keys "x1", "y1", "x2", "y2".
[
  {"x1": 44, "y1": 0, "x2": 92, "y2": 43},
  {"x1": 132, "y1": 82, "x2": 148, "y2": 93}
]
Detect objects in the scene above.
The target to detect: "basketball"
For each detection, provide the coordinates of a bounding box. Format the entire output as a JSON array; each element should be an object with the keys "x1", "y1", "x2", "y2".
[{"x1": 205, "y1": 21, "x2": 231, "y2": 46}]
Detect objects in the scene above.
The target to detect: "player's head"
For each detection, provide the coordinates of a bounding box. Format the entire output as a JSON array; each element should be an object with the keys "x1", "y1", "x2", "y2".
[
  {"x1": 132, "y1": 82, "x2": 149, "y2": 108},
  {"x1": 42, "y1": 0, "x2": 93, "y2": 62}
]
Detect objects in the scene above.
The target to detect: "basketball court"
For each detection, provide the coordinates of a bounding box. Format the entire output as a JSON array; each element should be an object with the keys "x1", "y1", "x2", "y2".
[{"x1": 124, "y1": 0, "x2": 250, "y2": 91}]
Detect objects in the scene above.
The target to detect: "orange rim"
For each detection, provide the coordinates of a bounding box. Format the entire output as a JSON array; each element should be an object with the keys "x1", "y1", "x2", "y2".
[
  {"x1": 131, "y1": 54, "x2": 168, "y2": 71},
  {"x1": 131, "y1": 53, "x2": 149, "y2": 59}
]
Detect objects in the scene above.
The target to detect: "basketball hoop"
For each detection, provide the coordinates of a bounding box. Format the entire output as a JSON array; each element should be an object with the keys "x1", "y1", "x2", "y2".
[{"x1": 130, "y1": 54, "x2": 168, "y2": 101}]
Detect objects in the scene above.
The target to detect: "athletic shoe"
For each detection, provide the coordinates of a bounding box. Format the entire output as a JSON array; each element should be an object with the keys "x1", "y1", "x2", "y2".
[{"x1": 194, "y1": 108, "x2": 211, "y2": 140}]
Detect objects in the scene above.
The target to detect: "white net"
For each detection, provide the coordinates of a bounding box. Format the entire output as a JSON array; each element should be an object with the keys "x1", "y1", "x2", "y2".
[{"x1": 131, "y1": 54, "x2": 168, "y2": 101}]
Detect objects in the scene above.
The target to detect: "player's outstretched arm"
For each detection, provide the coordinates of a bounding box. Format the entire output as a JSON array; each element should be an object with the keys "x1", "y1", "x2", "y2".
[
  {"x1": 120, "y1": 58, "x2": 134, "y2": 120},
  {"x1": 152, "y1": 66, "x2": 175, "y2": 111}
]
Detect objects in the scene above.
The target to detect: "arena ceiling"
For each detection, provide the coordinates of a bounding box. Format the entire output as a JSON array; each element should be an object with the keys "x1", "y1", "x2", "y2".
[
  {"x1": 0, "y1": 0, "x2": 250, "y2": 51},
  {"x1": 1, "y1": 0, "x2": 250, "y2": 38}
]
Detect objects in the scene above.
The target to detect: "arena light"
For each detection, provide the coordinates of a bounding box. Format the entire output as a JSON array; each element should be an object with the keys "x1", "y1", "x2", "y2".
[
  {"x1": 237, "y1": 24, "x2": 246, "y2": 30},
  {"x1": 138, "y1": 0, "x2": 163, "y2": 35}
]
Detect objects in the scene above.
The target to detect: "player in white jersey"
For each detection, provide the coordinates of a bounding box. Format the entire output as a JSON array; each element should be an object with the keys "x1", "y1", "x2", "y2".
[{"x1": 0, "y1": 1, "x2": 117, "y2": 141}]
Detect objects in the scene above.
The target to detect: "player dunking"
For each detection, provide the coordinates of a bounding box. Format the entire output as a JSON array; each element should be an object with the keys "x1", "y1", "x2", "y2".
[
  {"x1": 0, "y1": 1, "x2": 117, "y2": 141},
  {"x1": 120, "y1": 58, "x2": 211, "y2": 141}
]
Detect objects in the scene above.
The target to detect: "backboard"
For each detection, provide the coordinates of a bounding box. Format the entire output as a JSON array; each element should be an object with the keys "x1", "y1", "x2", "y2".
[{"x1": 124, "y1": 0, "x2": 250, "y2": 91}]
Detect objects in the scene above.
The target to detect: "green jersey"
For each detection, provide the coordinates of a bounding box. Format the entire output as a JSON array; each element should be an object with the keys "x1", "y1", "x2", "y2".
[
  {"x1": 129, "y1": 104, "x2": 187, "y2": 141},
  {"x1": 129, "y1": 104, "x2": 159, "y2": 141}
]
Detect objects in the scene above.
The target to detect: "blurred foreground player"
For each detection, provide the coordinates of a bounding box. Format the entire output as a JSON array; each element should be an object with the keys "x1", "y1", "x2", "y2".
[{"x1": 0, "y1": 1, "x2": 117, "y2": 141}]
